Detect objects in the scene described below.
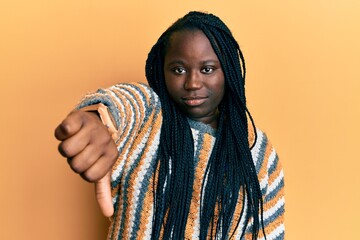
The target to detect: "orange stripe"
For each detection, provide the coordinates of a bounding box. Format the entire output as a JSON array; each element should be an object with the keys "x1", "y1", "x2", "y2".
[
  {"x1": 263, "y1": 187, "x2": 284, "y2": 213},
  {"x1": 137, "y1": 83, "x2": 151, "y2": 110},
  {"x1": 121, "y1": 100, "x2": 158, "y2": 239},
  {"x1": 257, "y1": 142, "x2": 272, "y2": 187},
  {"x1": 108, "y1": 85, "x2": 160, "y2": 239},
  {"x1": 185, "y1": 133, "x2": 213, "y2": 238},
  {"x1": 207, "y1": 202, "x2": 220, "y2": 239},
  {"x1": 268, "y1": 154, "x2": 282, "y2": 187},
  {"x1": 247, "y1": 124, "x2": 255, "y2": 147},
  {"x1": 243, "y1": 212, "x2": 284, "y2": 239},
  {"x1": 110, "y1": 88, "x2": 134, "y2": 173},
  {"x1": 112, "y1": 196, "x2": 124, "y2": 239},
  {"x1": 136, "y1": 173, "x2": 155, "y2": 239},
  {"x1": 229, "y1": 187, "x2": 245, "y2": 237},
  {"x1": 130, "y1": 112, "x2": 161, "y2": 238}
]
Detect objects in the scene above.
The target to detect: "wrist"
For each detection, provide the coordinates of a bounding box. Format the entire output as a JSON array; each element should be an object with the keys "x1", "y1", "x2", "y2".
[{"x1": 79, "y1": 103, "x2": 117, "y2": 138}]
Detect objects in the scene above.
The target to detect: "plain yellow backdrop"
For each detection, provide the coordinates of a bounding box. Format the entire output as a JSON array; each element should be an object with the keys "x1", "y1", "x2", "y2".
[{"x1": 1, "y1": 0, "x2": 359, "y2": 239}]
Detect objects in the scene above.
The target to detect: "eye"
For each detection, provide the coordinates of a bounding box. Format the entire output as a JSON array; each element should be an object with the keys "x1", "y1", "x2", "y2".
[
  {"x1": 172, "y1": 67, "x2": 186, "y2": 74},
  {"x1": 201, "y1": 66, "x2": 214, "y2": 74}
]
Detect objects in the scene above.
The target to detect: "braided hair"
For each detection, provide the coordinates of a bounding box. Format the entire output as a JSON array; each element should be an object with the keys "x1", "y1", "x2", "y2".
[{"x1": 145, "y1": 11, "x2": 265, "y2": 239}]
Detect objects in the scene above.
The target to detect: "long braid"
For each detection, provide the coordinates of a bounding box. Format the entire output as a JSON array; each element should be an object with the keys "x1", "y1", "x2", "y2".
[
  {"x1": 201, "y1": 14, "x2": 264, "y2": 239},
  {"x1": 146, "y1": 37, "x2": 195, "y2": 239},
  {"x1": 145, "y1": 11, "x2": 264, "y2": 239}
]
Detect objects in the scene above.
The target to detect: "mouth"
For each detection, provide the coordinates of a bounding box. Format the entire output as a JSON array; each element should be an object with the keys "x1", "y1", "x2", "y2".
[{"x1": 182, "y1": 96, "x2": 208, "y2": 107}]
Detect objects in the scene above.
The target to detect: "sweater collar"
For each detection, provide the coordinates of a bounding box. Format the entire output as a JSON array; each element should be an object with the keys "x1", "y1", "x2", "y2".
[{"x1": 187, "y1": 118, "x2": 217, "y2": 137}]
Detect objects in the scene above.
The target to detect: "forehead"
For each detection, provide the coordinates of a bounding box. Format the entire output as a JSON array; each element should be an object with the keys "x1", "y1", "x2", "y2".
[{"x1": 165, "y1": 30, "x2": 218, "y2": 59}]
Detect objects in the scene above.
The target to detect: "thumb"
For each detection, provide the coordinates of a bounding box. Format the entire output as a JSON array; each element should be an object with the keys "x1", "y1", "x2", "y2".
[{"x1": 94, "y1": 172, "x2": 114, "y2": 217}]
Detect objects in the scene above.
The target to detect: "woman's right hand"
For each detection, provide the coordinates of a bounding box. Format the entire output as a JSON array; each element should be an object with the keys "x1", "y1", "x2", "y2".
[{"x1": 54, "y1": 110, "x2": 118, "y2": 217}]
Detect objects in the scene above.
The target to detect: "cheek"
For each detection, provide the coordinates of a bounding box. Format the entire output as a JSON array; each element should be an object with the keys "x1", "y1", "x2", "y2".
[
  {"x1": 164, "y1": 73, "x2": 172, "y2": 92},
  {"x1": 164, "y1": 76, "x2": 181, "y2": 99},
  {"x1": 217, "y1": 87, "x2": 225, "y2": 103},
  {"x1": 215, "y1": 76, "x2": 225, "y2": 99}
]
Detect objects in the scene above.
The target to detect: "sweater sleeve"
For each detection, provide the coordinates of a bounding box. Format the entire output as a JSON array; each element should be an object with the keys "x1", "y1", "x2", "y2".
[
  {"x1": 76, "y1": 83, "x2": 160, "y2": 139},
  {"x1": 262, "y1": 142, "x2": 285, "y2": 239},
  {"x1": 249, "y1": 130, "x2": 285, "y2": 240},
  {"x1": 76, "y1": 82, "x2": 162, "y2": 205}
]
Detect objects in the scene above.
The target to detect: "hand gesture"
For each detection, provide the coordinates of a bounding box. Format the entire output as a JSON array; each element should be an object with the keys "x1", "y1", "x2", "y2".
[{"x1": 55, "y1": 110, "x2": 118, "y2": 217}]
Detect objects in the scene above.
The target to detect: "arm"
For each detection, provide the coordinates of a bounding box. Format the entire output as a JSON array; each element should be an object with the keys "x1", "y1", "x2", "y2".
[
  {"x1": 244, "y1": 130, "x2": 285, "y2": 240},
  {"x1": 55, "y1": 82, "x2": 162, "y2": 217},
  {"x1": 262, "y1": 146, "x2": 285, "y2": 239}
]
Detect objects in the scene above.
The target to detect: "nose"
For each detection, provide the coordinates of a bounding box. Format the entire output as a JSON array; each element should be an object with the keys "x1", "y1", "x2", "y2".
[{"x1": 184, "y1": 71, "x2": 203, "y2": 90}]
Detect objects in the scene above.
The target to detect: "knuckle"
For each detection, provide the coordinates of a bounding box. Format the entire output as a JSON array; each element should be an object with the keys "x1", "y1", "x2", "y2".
[
  {"x1": 59, "y1": 121, "x2": 72, "y2": 135},
  {"x1": 83, "y1": 112, "x2": 101, "y2": 127},
  {"x1": 58, "y1": 142, "x2": 73, "y2": 157},
  {"x1": 104, "y1": 134, "x2": 113, "y2": 145},
  {"x1": 69, "y1": 109, "x2": 82, "y2": 117},
  {"x1": 81, "y1": 171, "x2": 99, "y2": 183},
  {"x1": 109, "y1": 145, "x2": 118, "y2": 160},
  {"x1": 92, "y1": 130, "x2": 112, "y2": 147},
  {"x1": 69, "y1": 159, "x2": 83, "y2": 174},
  {"x1": 102, "y1": 141, "x2": 117, "y2": 160}
]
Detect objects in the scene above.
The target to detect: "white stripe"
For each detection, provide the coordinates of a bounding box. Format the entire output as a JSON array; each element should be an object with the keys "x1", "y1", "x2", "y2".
[
  {"x1": 267, "y1": 148, "x2": 277, "y2": 169},
  {"x1": 111, "y1": 87, "x2": 142, "y2": 182},
  {"x1": 258, "y1": 223, "x2": 285, "y2": 240},
  {"x1": 260, "y1": 174, "x2": 269, "y2": 191},
  {"x1": 251, "y1": 130, "x2": 265, "y2": 167},
  {"x1": 127, "y1": 127, "x2": 153, "y2": 234},
  {"x1": 263, "y1": 196, "x2": 285, "y2": 220},
  {"x1": 267, "y1": 170, "x2": 284, "y2": 195}
]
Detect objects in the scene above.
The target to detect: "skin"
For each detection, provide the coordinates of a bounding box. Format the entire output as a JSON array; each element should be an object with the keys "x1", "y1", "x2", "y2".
[
  {"x1": 164, "y1": 30, "x2": 225, "y2": 129},
  {"x1": 55, "y1": 111, "x2": 117, "y2": 216},
  {"x1": 55, "y1": 29, "x2": 225, "y2": 217}
]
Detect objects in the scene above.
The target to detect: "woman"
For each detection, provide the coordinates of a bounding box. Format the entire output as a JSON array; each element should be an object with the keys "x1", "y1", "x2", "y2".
[{"x1": 55, "y1": 11, "x2": 285, "y2": 239}]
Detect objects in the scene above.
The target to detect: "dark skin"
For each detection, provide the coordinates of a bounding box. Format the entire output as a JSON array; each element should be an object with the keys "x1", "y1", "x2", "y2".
[
  {"x1": 164, "y1": 30, "x2": 224, "y2": 129},
  {"x1": 55, "y1": 30, "x2": 225, "y2": 217},
  {"x1": 55, "y1": 110, "x2": 117, "y2": 216}
]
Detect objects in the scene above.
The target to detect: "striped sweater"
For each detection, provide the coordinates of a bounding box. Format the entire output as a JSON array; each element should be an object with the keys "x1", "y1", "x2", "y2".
[{"x1": 78, "y1": 82, "x2": 285, "y2": 240}]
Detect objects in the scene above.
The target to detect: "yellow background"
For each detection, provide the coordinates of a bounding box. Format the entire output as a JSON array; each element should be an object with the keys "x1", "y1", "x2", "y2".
[{"x1": 1, "y1": 0, "x2": 359, "y2": 239}]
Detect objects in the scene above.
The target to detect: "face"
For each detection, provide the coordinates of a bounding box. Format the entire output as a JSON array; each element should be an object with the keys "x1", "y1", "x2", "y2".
[{"x1": 164, "y1": 30, "x2": 225, "y2": 128}]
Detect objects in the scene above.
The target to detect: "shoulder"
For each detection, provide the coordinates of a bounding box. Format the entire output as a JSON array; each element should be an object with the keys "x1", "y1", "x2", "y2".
[
  {"x1": 250, "y1": 128, "x2": 281, "y2": 176},
  {"x1": 77, "y1": 82, "x2": 158, "y2": 106},
  {"x1": 250, "y1": 128, "x2": 285, "y2": 208},
  {"x1": 109, "y1": 82, "x2": 159, "y2": 100},
  {"x1": 102, "y1": 82, "x2": 161, "y2": 112}
]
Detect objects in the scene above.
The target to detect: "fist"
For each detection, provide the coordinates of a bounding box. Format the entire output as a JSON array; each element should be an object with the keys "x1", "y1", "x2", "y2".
[{"x1": 55, "y1": 110, "x2": 118, "y2": 182}]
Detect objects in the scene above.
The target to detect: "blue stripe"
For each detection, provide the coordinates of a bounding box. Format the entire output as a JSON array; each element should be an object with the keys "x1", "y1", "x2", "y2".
[
  {"x1": 116, "y1": 84, "x2": 161, "y2": 238},
  {"x1": 263, "y1": 203, "x2": 285, "y2": 227},
  {"x1": 119, "y1": 139, "x2": 148, "y2": 237},
  {"x1": 268, "y1": 154, "x2": 279, "y2": 176},
  {"x1": 255, "y1": 133, "x2": 268, "y2": 174},
  {"x1": 265, "y1": 178, "x2": 284, "y2": 203},
  {"x1": 110, "y1": 85, "x2": 145, "y2": 188},
  {"x1": 110, "y1": 193, "x2": 120, "y2": 240},
  {"x1": 122, "y1": 83, "x2": 148, "y2": 122},
  {"x1": 111, "y1": 83, "x2": 161, "y2": 191},
  {"x1": 188, "y1": 118, "x2": 216, "y2": 137},
  {"x1": 244, "y1": 204, "x2": 284, "y2": 239},
  {"x1": 256, "y1": 133, "x2": 269, "y2": 196},
  {"x1": 76, "y1": 92, "x2": 121, "y2": 128},
  {"x1": 129, "y1": 149, "x2": 159, "y2": 239},
  {"x1": 274, "y1": 231, "x2": 285, "y2": 240},
  {"x1": 130, "y1": 97, "x2": 161, "y2": 238},
  {"x1": 194, "y1": 132, "x2": 204, "y2": 166}
]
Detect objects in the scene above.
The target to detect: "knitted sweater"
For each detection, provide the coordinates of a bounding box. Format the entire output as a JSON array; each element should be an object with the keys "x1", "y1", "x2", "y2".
[{"x1": 78, "y1": 82, "x2": 285, "y2": 240}]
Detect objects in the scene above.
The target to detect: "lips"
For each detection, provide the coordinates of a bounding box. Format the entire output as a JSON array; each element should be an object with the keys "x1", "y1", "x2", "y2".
[{"x1": 182, "y1": 96, "x2": 207, "y2": 106}]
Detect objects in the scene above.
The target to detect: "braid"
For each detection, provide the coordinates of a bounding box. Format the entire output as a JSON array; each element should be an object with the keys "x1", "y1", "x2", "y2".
[{"x1": 145, "y1": 11, "x2": 264, "y2": 239}]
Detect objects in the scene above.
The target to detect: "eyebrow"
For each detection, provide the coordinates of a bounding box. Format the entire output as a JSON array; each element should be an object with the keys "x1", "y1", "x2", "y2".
[
  {"x1": 165, "y1": 59, "x2": 220, "y2": 66},
  {"x1": 165, "y1": 60, "x2": 185, "y2": 66}
]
